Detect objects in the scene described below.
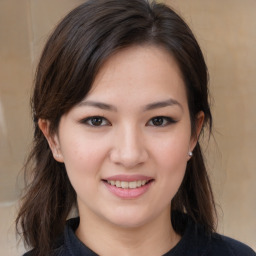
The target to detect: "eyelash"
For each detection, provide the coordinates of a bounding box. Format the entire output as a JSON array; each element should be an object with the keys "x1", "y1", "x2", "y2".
[
  {"x1": 80, "y1": 116, "x2": 111, "y2": 127},
  {"x1": 80, "y1": 116, "x2": 177, "y2": 127},
  {"x1": 146, "y1": 116, "x2": 177, "y2": 127}
]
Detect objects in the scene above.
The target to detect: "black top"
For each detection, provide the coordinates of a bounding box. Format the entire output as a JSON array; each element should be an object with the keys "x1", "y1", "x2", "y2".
[{"x1": 24, "y1": 214, "x2": 255, "y2": 256}]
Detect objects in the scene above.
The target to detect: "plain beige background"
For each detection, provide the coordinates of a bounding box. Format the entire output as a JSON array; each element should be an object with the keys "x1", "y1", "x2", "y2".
[{"x1": 0, "y1": 0, "x2": 255, "y2": 255}]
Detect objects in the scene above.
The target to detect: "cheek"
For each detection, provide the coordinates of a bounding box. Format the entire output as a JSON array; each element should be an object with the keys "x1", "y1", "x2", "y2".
[
  {"x1": 152, "y1": 128, "x2": 191, "y2": 188},
  {"x1": 59, "y1": 135, "x2": 109, "y2": 184},
  {"x1": 62, "y1": 142, "x2": 89, "y2": 167},
  {"x1": 154, "y1": 130, "x2": 190, "y2": 166},
  {"x1": 59, "y1": 138, "x2": 108, "y2": 203},
  {"x1": 157, "y1": 143, "x2": 188, "y2": 183}
]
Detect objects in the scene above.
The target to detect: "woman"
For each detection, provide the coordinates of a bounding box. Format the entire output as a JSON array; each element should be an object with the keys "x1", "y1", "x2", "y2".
[{"x1": 16, "y1": 0, "x2": 255, "y2": 255}]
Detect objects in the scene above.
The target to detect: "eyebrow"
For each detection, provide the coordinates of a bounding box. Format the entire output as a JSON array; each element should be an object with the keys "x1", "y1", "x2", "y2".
[
  {"x1": 78, "y1": 98, "x2": 182, "y2": 112},
  {"x1": 143, "y1": 98, "x2": 183, "y2": 111},
  {"x1": 78, "y1": 101, "x2": 117, "y2": 111}
]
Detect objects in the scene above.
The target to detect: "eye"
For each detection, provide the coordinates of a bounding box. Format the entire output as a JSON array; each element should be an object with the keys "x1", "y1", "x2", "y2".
[
  {"x1": 147, "y1": 116, "x2": 177, "y2": 127},
  {"x1": 81, "y1": 116, "x2": 111, "y2": 127}
]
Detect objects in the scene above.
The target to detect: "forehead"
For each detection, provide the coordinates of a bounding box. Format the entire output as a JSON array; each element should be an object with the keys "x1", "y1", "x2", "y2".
[{"x1": 85, "y1": 45, "x2": 187, "y2": 107}]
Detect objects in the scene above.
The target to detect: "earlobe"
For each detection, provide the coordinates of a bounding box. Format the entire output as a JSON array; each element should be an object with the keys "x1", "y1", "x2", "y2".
[{"x1": 38, "y1": 119, "x2": 64, "y2": 162}]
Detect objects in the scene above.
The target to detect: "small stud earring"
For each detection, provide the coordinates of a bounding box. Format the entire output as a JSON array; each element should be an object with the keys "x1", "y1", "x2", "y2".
[
  {"x1": 188, "y1": 151, "x2": 193, "y2": 157},
  {"x1": 54, "y1": 152, "x2": 60, "y2": 158}
]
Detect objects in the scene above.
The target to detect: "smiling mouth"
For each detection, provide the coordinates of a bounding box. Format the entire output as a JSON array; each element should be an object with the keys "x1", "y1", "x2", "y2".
[{"x1": 103, "y1": 180, "x2": 153, "y2": 189}]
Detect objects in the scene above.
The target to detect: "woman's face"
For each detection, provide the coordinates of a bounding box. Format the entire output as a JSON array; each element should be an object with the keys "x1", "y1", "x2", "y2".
[{"x1": 47, "y1": 45, "x2": 200, "y2": 228}]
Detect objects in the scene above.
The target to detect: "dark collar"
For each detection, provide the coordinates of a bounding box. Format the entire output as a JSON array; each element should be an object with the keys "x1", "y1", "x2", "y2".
[{"x1": 62, "y1": 213, "x2": 212, "y2": 256}]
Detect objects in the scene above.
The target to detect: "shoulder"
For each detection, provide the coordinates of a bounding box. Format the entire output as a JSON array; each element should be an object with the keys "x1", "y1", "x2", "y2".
[
  {"x1": 170, "y1": 212, "x2": 255, "y2": 256},
  {"x1": 22, "y1": 233, "x2": 67, "y2": 256},
  {"x1": 209, "y1": 233, "x2": 256, "y2": 256},
  {"x1": 23, "y1": 245, "x2": 67, "y2": 256},
  {"x1": 23, "y1": 246, "x2": 66, "y2": 256},
  {"x1": 23, "y1": 217, "x2": 95, "y2": 256}
]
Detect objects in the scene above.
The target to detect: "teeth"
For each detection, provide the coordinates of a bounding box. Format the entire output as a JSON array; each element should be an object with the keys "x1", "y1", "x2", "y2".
[
  {"x1": 116, "y1": 180, "x2": 121, "y2": 188},
  {"x1": 121, "y1": 181, "x2": 128, "y2": 189},
  {"x1": 128, "y1": 181, "x2": 136, "y2": 189},
  {"x1": 107, "y1": 180, "x2": 149, "y2": 189}
]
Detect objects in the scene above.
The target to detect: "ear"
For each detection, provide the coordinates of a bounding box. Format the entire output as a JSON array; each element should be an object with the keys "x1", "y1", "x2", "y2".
[
  {"x1": 38, "y1": 119, "x2": 64, "y2": 162},
  {"x1": 189, "y1": 111, "x2": 205, "y2": 154}
]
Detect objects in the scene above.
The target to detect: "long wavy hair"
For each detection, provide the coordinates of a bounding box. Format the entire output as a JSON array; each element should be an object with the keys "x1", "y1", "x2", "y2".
[{"x1": 16, "y1": 0, "x2": 216, "y2": 255}]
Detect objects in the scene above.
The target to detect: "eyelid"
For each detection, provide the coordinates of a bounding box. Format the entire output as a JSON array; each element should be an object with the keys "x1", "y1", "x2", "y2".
[
  {"x1": 146, "y1": 116, "x2": 178, "y2": 127},
  {"x1": 79, "y1": 115, "x2": 177, "y2": 127},
  {"x1": 80, "y1": 116, "x2": 111, "y2": 127}
]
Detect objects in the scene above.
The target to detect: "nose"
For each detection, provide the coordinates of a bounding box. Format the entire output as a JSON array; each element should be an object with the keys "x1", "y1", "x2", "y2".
[{"x1": 109, "y1": 125, "x2": 148, "y2": 169}]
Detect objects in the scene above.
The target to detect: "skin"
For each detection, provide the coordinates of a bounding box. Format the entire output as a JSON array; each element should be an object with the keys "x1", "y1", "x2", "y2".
[{"x1": 39, "y1": 45, "x2": 204, "y2": 255}]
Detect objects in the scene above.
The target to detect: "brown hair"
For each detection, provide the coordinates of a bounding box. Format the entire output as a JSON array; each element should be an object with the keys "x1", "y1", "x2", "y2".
[{"x1": 16, "y1": 0, "x2": 216, "y2": 255}]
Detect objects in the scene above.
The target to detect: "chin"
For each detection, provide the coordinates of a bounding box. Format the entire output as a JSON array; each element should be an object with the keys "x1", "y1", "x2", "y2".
[{"x1": 101, "y1": 207, "x2": 155, "y2": 229}]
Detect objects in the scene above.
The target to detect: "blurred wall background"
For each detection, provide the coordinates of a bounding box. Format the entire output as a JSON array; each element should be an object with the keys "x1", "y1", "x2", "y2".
[{"x1": 0, "y1": 0, "x2": 255, "y2": 255}]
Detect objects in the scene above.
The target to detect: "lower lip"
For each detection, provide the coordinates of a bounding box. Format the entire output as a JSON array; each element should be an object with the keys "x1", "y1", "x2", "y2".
[{"x1": 103, "y1": 181, "x2": 153, "y2": 199}]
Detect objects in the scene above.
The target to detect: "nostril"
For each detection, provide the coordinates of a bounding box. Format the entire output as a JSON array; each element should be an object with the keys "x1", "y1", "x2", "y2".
[{"x1": 109, "y1": 144, "x2": 149, "y2": 167}]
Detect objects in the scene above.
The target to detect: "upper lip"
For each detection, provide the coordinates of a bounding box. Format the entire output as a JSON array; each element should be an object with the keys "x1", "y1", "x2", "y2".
[{"x1": 103, "y1": 174, "x2": 154, "y2": 182}]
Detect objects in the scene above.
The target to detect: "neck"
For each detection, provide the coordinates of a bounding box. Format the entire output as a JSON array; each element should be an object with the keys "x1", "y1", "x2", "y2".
[{"x1": 76, "y1": 207, "x2": 180, "y2": 256}]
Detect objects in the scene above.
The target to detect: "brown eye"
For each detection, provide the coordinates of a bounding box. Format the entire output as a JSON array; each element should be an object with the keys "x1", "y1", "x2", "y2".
[
  {"x1": 91, "y1": 117, "x2": 103, "y2": 126},
  {"x1": 147, "y1": 116, "x2": 177, "y2": 127},
  {"x1": 81, "y1": 116, "x2": 110, "y2": 126},
  {"x1": 152, "y1": 117, "x2": 164, "y2": 126}
]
